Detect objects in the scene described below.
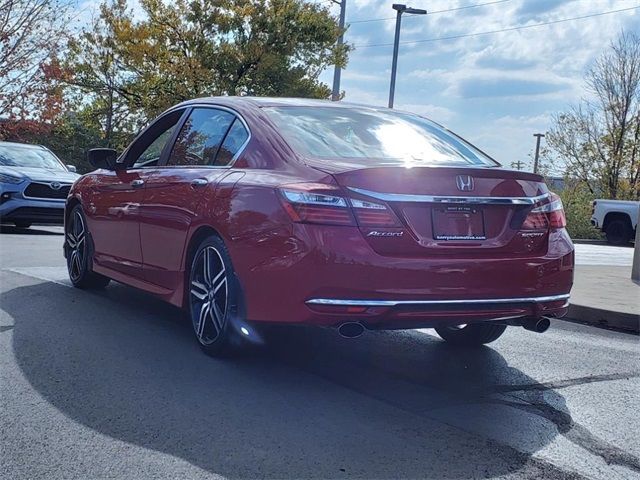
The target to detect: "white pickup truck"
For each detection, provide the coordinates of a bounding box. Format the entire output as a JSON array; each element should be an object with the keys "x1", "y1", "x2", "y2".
[{"x1": 591, "y1": 199, "x2": 639, "y2": 245}]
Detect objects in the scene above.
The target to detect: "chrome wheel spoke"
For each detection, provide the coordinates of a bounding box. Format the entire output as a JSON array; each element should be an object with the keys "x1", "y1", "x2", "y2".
[
  {"x1": 203, "y1": 248, "x2": 212, "y2": 286},
  {"x1": 66, "y1": 211, "x2": 86, "y2": 281},
  {"x1": 74, "y1": 212, "x2": 85, "y2": 239},
  {"x1": 69, "y1": 250, "x2": 77, "y2": 273},
  {"x1": 212, "y1": 269, "x2": 226, "y2": 294},
  {"x1": 68, "y1": 211, "x2": 87, "y2": 282},
  {"x1": 211, "y1": 300, "x2": 225, "y2": 332},
  {"x1": 197, "y1": 301, "x2": 212, "y2": 338},
  {"x1": 191, "y1": 245, "x2": 229, "y2": 345},
  {"x1": 190, "y1": 280, "x2": 208, "y2": 300},
  {"x1": 70, "y1": 250, "x2": 80, "y2": 278},
  {"x1": 74, "y1": 251, "x2": 81, "y2": 274},
  {"x1": 67, "y1": 232, "x2": 77, "y2": 248}
]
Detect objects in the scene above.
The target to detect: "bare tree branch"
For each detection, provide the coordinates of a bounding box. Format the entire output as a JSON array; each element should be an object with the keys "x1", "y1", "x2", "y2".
[{"x1": 547, "y1": 30, "x2": 640, "y2": 200}]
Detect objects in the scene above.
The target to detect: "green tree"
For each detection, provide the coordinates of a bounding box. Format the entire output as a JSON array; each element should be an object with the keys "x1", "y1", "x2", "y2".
[
  {"x1": 557, "y1": 181, "x2": 602, "y2": 240},
  {"x1": 65, "y1": 0, "x2": 349, "y2": 139},
  {"x1": 64, "y1": 0, "x2": 144, "y2": 146}
]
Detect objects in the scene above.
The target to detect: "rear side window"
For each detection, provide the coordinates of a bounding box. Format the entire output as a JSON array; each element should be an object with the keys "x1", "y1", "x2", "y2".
[
  {"x1": 263, "y1": 106, "x2": 498, "y2": 167},
  {"x1": 214, "y1": 119, "x2": 249, "y2": 166},
  {"x1": 167, "y1": 108, "x2": 235, "y2": 166}
]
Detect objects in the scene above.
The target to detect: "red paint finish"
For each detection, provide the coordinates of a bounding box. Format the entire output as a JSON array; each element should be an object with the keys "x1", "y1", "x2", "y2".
[
  {"x1": 83, "y1": 169, "x2": 154, "y2": 279},
  {"x1": 67, "y1": 97, "x2": 574, "y2": 330},
  {"x1": 139, "y1": 168, "x2": 227, "y2": 290}
]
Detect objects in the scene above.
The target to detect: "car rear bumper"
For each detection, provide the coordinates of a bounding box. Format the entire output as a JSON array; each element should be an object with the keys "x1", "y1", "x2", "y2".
[
  {"x1": 304, "y1": 294, "x2": 570, "y2": 329},
  {"x1": 306, "y1": 293, "x2": 570, "y2": 307},
  {"x1": 232, "y1": 224, "x2": 574, "y2": 328}
]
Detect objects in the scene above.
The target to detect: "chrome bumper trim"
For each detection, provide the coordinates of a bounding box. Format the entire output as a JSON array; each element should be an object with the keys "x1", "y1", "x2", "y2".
[
  {"x1": 306, "y1": 294, "x2": 571, "y2": 307},
  {"x1": 348, "y1": 187, "x2": 549, "y2": 205}
]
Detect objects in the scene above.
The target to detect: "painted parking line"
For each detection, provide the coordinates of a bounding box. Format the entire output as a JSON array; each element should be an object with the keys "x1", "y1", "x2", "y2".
[{"x1": 5, "y1": 267, "x2": 72, "y2": 287}]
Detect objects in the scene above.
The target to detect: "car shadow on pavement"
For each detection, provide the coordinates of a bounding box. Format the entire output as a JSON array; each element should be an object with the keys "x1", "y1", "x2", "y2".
[{"x1": 0, "y1": 277, "x2": 612, "y2": 479}]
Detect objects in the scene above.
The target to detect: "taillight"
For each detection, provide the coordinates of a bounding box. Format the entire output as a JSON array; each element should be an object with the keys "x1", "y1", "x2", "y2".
[
  {"x1": 591, "y1": 201, "x2": 596, "y2": 216},
  {"x1": 279, "y1": 185, "x2": 402, "y2": 228},
  {"x1": 350, "y1": 198, "x2": 401, "y2": 227},
  {"x1": 522, "y1": 193, "x2": 566, "y2": 230},
  {"x1": 279, "y1": 188, "x2": 355, "y2": 226}
]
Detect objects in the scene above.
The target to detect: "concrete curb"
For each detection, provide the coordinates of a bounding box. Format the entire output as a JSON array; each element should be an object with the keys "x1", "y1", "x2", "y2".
[
  {"x1": 571, "y1": 238, "x2": 636, "y2": 246},
  {"x1": 566, "y1": 304, "x2": 639, "y2": 334}
]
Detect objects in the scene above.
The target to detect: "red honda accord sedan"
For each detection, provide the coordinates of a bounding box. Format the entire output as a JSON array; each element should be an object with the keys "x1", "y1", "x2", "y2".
[{"x1": 64, "y1": 97, "x2": 574, "y2": 356}]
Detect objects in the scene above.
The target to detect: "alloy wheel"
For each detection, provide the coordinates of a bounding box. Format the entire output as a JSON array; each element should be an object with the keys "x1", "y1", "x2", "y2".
[
  {"x1": 190, "y1": 246, "x2": 229, "y2": 345},
  {"x1": 67, "y1": 210, "x2": 86, "y2": 282}
]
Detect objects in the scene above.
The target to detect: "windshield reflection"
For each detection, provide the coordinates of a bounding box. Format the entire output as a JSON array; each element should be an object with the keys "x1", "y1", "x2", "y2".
[
  {"x1": 0, "y1": 144, "x2": 67, "y2": 171},
  {"x1": 264, "y1": 106, "x2": 498, "y2": 167}
]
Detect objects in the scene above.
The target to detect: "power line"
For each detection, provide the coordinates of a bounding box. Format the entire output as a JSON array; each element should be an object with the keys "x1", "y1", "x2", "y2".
[
  {"x1": 511, "y1": 160, "x2": 525, "y2": 171},
  {"x1": 354, "y1": 5, "x2": 640, "y2": 48},
  {"x1": 349, "y1": 0, "x2": 510, "y2": 24}
]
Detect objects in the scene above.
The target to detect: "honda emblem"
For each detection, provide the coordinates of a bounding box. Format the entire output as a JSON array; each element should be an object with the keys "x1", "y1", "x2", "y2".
[{"x1": 455, "y1": 175, "x2": 474, "y2": 192}]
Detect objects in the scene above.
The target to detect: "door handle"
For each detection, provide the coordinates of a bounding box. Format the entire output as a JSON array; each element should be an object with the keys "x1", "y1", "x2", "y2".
[
  {"x1": 191, "y1": 178, "x2": 208, "y2": 188},
  {"x1": 131, "y1": 179, "x2": 145, "y2": 188}
]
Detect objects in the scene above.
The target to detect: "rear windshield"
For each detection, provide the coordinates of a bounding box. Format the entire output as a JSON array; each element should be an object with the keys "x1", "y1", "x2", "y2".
[{"x1": 263, "y1": 106, "x2": 498, "y2": 167}]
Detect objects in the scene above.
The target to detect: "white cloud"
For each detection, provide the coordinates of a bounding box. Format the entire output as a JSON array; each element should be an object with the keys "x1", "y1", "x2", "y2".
[
  {"x1": 462, "y1": 113, "x2": 554, "y2": 167},
  {"x1": 331, "y1": 0, "x2": 640, "y2": 166},
  {"x1": 397, "y1": 102, "x2": 457, "y2": 122}
]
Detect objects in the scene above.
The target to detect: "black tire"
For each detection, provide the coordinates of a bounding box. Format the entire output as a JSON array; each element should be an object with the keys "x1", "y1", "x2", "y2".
[
  {"x1": 605, "y1": 219, "x2": 632, "y2": 245},
  {"x1": 14, "y1": 221, "x2": 31, "y2": 228},
  {"x1": 65, "y1": 205, "x2": 111, "y2": 289},
  {"x1": 187, "y1": 234, "x2": 243, "y2": 357},
  {"x1": 435, "y1": 322, "x2": 507, "y2": 346}
]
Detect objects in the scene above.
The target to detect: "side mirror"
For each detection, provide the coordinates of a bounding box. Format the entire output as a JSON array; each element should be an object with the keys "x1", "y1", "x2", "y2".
[
  {"x1": 66, "y1": 164, "x2": 77, "y2": 173},
  {"x1": 87, "y1": 148, "x2": 119, "y2": 170}
]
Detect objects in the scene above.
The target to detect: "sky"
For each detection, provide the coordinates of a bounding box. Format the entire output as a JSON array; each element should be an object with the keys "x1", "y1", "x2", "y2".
[
  {"x1": 71, "y1": 0, "x2": 640, "y2": 171},
  {"x1": 318, "y1": 0, "x2": 640, "y2": 171}
]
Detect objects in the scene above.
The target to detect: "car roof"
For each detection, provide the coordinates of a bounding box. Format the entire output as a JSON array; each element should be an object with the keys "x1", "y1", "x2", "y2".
[
  {"x1": 176, "y1": 96, "x2": 391, "y2": 112},
  {"x1": 0, "y1": 141, "x2": 48, "y2": 150}
]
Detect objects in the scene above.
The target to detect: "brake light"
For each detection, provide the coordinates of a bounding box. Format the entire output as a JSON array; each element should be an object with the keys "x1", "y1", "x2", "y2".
[
  {"x1": 522, "y1": 193, "x2": 566, "y2": 230},
  {"x1": 279, "y1": 183, "x2": 403, "y2": 228},
  {"x1": 279, "y1": 189, "x2": 354, "y2": 226},
  {"x1": 350, "y1": 198, "x2": 401, "y2": 227}
]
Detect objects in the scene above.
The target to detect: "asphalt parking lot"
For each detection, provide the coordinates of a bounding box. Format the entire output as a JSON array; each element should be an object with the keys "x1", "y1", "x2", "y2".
[{"x1": 1, "y1": 226, "x2": 639, "y2": 479}]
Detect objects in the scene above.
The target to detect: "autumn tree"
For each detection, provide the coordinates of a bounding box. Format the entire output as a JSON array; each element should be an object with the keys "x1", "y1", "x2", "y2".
[
  {"x1": 0, "y1": 0, "x2": 71, "y2": 118},
  {"x1": 65, "y1": 0, "x2": 349, "y2": 143},
  {"x1": 546, "y1": 31, "x2": 640, "y2": 200},
  {"x1": 65, "y1": 0, "x2": 147, "y2": 148}
]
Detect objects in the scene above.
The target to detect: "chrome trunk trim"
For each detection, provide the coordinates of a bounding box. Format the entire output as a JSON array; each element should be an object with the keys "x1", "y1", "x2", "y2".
[
  {"x1": 306, "y1": 294, "x2": 570, "y2": 307},
  {"x1": 348, "y1": 187, "x2": 549, "y2": 205}
]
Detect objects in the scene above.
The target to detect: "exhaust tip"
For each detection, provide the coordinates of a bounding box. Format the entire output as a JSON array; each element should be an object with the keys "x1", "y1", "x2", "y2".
[
  {"x1": 522, "y1": 317, "x2": 551, "y2": 333},
  {"x1": 337, "y1": 322, "x2": 365, "y2": 339}
]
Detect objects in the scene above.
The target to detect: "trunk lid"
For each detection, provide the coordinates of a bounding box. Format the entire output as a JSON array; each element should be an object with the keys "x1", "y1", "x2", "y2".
[{"x1": 329, "y1": 166, "x2": 551, "y2": 257}]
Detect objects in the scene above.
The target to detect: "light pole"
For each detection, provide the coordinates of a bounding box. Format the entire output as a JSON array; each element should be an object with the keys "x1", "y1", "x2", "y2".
[
  {"x1": 533, "y1": 133, "x2": 545, "y2": 174},
  {"x1": 388, "y1": 4, "x2": 427, "y2": 108},
  {"x1": 331, "y1": 0, "x2": 347, "y2": 101}
]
